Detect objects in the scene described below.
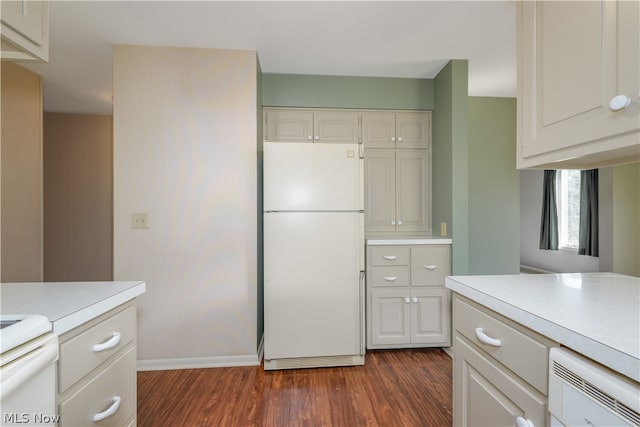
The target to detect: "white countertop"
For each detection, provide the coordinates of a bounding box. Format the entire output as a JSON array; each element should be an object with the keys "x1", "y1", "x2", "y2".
[
  {"x1": 367, "y1": 237, "x2": 452, "y2": 245},
  {"x1": 445, "y1": 272, "x2": 640, "y2": 383},
  {"x1": 0, "y1": 281, "x2": 146, "y2": 335}
]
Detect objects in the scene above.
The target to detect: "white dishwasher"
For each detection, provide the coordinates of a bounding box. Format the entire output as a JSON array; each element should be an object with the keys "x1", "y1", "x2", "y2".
[
  {"x1": 549, "y1": 347, "x2": 640, "y2": 427},
  {"x1": 0, "y1": 315, "x2": 59, "y2": 426}
]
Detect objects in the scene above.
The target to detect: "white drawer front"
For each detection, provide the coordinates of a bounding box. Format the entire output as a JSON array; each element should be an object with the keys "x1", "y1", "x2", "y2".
[
  {"x1": 59, "y1": 346, "x2": 136, "y2": 427},
  {"x1": 369, "y1": 246, "x2": 410, "y2": 266},
  {"x1": 410, "y1": 245, "x2": 450, "y2": 286},
  {"x1": 454, "y1": 297, "x2": 550, "y2": 394},
  {"x1": 369, "y1": 266, "x2": 410, "y2": 287},
  {"x1": 59, "y1": 306, "x2": 136, "y2": 393}
]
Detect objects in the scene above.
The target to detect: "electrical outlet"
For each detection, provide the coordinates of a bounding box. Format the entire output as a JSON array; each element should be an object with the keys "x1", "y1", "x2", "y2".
[
  {"x1": 440, "y1": 222, "x2": 447, "y2": 237},
  {"x1": 132, "y1": 213, "x2": 148, "y2": 229}
]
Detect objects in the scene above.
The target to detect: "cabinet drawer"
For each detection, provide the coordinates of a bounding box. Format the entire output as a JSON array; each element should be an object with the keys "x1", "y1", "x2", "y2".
[
  {"x1": 454, "y1": 335, "x2": 546, "y2": 427},
  {"x1": 369, "y1": 246, "x2": 409, "y2": 266},
  {"x1": 59, "y1": 306, "x2": 136, "y2": 393},
  {"x1": 410, "y1": 246, "x2": 450, "y2": 286},
  {"x1": 59, "y1": 346, "x2": 136, "y2": 427},
  {"x1": 454, "y1": 297, "x2": 550, "y2": 394},
  {"x1": 370, "y1": 266, "x2": 410, "y2": 287}
]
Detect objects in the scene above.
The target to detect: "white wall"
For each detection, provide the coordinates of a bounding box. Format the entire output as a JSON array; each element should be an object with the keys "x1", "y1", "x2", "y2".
[
  {"x1": 520, "y1": 169, "x2": 599, "y2": 273},
  {"x1": 113, "y1": 45, "x2": 260, "y2": 367}
]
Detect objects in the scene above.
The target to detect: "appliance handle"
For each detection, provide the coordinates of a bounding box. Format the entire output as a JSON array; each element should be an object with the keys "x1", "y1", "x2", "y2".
[
  {"x1": 0, "y1": 339, "x2": 58, "y2": 400},
  {"x1": 359, "y1": 270, "x2": 366, "y2": 355}
]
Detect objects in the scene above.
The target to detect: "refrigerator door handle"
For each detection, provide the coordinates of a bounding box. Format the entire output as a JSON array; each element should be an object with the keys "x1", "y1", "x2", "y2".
[{"x1": 359, "y1": 270, "x2": 366, "y2": 355}]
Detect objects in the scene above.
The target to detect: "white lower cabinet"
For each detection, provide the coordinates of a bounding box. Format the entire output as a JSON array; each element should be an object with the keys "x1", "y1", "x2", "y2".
[
  {"x1": 57, "y1": 302, "x2": 137, "y2": 426},
  {"x1": 367, "y1": 243, "x2": 451, "y2": 349},
  {"x1": 452, "y1": 294, "x2": 558, "y2": 427}
]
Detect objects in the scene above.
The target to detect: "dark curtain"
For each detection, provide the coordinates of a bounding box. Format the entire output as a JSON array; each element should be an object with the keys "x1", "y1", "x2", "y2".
[
  {"x1": 579, "y1": 169, "x2": 599, "y2": 256},
  {"x1": 539, "y1": 170, "x2": 558, "y2": 250}
]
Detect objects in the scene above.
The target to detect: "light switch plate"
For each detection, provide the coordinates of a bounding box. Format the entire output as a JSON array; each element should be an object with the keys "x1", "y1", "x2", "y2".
[{"x1": 132, "y1": 212, "x2": 148, "y2": 229}]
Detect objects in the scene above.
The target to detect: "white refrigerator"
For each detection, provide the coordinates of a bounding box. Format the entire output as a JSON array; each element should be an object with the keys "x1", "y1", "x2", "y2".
[{"x1": 263, "y1": 141, "x2": 365, "y2": 370}]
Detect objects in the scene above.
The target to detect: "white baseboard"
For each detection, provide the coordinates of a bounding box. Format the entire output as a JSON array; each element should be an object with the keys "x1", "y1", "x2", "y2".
[{"x1": 138, "y1": 334, "x2": 265, "y2": 371}]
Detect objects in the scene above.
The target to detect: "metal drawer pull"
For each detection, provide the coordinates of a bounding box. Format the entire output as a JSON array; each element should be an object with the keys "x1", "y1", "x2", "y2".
[
  {"x1": 92, "y1": 332, "x2": 122, "y2": 352},
  {"x1": 474, "y1": 328, "x2": 502, "y2": 347},
  {"x1": 423, "y1": 264, "x2": 437, "y2": 270},
  {"x1": 516, "y1": 416, "x2": 534, "y2": 427},
  {"x1": 384, "y1": 276, "x2": 397, "y2": 282},
  {"x1": 383, "y1": 255, "x2": 397, "y2": 260},
  {"x1": 93, "y1": 396, "x2": 121, "y2": 422}
]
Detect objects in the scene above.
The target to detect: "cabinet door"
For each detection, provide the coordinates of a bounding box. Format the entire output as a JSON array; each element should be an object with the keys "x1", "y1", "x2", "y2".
[
  {"x1": 362, "y1": 113, "x2": 395, "y2": 148},
  {"x1": 370, "y1": 288, "x2": 410, "y2": 346},
  {"x1": 411, "y1": 288, "x2": 449, "y2": 345},
  {"x1": 0, "y1": 0, "x2": 49, "y2": 61},
  {"x1": 395, "y1": 150, "x2": 431, "y2": 234},
  {"x1": 396, "y1": 112, "x2": 431, "y2": 149},
  {"x1": 364, "y1": 150, "x2": 396, "y2": 233},
  {"x1": 265, "y1": 110, "x2": 313, "y2": 142},
  {"x1": 314, "y1": 111, "x2": 360, "y2": 143},
  {"x1": 453, "y1": 335, "x2": 546, "y2": 427},
  {"x1": 518, "y1": 0, "x2": 639, "y2": 168}
]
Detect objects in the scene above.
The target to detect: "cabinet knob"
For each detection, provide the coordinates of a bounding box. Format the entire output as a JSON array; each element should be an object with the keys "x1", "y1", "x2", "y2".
[
  {"x1": 391, "y1": 220, "x2": 396, "y2": 226},
  {"x1": 609, "y1": 95, "x2": 631, "y2": 111},
  {"x1": 383, "y1": 255, "x2": 397, "y2": 261},
  {"x1": 411, "y1": 297, "x2": 418, "y2": 304},
  {"x1": 397, "y1": 137, "x2": 403, "y2": 142},
  {"x1": 307, "y1": 135, "x2": 313, "y2": 140},
  {"x1": 424, "y1": 264, "x2": 437, "y2": 270},
  {"x1": 516, "y1": 416, "x2": 534, "y2": 427},
  {"x1": 397, "y1": 220, "x2": 403, "y2": 226},
  {"x1": 404, "y1": 297, "x2": 411, "y2": 304},
  {"x1": 314, "y1": 135, "x2": 320, "y2": 141},
  {"x1": 384, "y1": 276, "x2": 398, "y2": 282},
  {"x1": 391, "y1": 137, "x2": 396, "y2": 142}
]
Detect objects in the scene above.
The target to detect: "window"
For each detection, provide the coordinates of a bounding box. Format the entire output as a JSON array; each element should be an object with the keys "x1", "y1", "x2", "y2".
[{"x1": 556, "y1": 170, "x2": 581, "y2": 250}]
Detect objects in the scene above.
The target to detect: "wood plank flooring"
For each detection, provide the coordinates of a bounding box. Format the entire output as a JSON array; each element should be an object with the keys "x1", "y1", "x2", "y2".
[{"x1": 137, "y1": 349, "x2": 452, "y2": 426}]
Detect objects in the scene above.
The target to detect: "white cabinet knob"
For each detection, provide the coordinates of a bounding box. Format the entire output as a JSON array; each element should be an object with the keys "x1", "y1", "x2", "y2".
[
  {"x1": 397, "y1": 137, "x2": 403, "y2": 142},
  {"x1": 391, "y1": 220, "x2": 396, "y2": 226},
  {"x1": 411, "y1": 297, "x2": 418, "y2": 303},
  {"x1": 391, "y1": 137, "x2": 396, "y2": 142},
  {"x1": 609, "y1": 95, "x2": 631, "y2": 111},
  {"x1": 397, "y1": 220, "x2": 403, "y2": 226},
  {"x1": 307, "y1": 135, "x2": 313, "y2": 140},
  {"x1": 314, "y1": 135, "x2": 320, "y2": 141},
  {"x1": 516, "y1": 416, "x2": 534, "y2": 427},
  {"x1": 404, "y1": 297, "x2": 411, "y2": 304}
]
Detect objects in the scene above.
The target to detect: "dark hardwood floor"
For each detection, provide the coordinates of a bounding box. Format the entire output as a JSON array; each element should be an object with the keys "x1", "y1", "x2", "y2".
[{"x1": 137, "y1": 349, "x2": 452, "y2": 426}]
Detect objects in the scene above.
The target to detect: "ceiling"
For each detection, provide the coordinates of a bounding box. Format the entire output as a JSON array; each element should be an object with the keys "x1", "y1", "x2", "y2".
[{"x1": 23, "y1": 1, "x2": 517, "y2": 115}]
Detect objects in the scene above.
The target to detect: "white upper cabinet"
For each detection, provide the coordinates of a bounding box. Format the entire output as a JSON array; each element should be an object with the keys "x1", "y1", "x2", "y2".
[
  {"x1": 1, "y1": 0, "x2": 49, "y2": 62},
  {"x1": 517, "y1": 0, "x2": 639, "y2": 169},
  {"x1": 264, "y1": 109, "x2": 360, "y2": 144},
  {"x1": 362, "y1": 112, "x2": 431, "y2": 150}
]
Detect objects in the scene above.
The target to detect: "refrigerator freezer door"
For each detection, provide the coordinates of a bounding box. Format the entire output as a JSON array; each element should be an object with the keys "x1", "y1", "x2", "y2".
[
  {"x1": 264, "y1": 142, "x2": 363, "y2": 211},
  {"x1": 264, "y1": 211, "x2": 364, "y2": 360}
]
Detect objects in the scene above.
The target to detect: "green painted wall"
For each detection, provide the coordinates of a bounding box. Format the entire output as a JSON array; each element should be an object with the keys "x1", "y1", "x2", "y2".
[
  {"x1": 613, "y1": 162, "x2": 640, "y2": 277},
  {"x1": 433, "y1": 60, "x2": 469, "y2": 275},
  {"x1": 468, "y1": 97, "x2": 520, "y2": 274},
  {"x1": 262, "y1": 74, "x2": 434, "y2": 110}
]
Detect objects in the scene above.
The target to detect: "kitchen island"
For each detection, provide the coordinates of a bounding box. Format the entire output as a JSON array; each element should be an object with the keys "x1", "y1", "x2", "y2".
[
  {"x1": 1, "y1": 281, "x2": 146, "y2": 426},
  {"x1": 446, "y1": 272, "x2": 639, "y2": 426},
  {"x1": 445, "y1": 273, "x2": 639, "y2": 381}
]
